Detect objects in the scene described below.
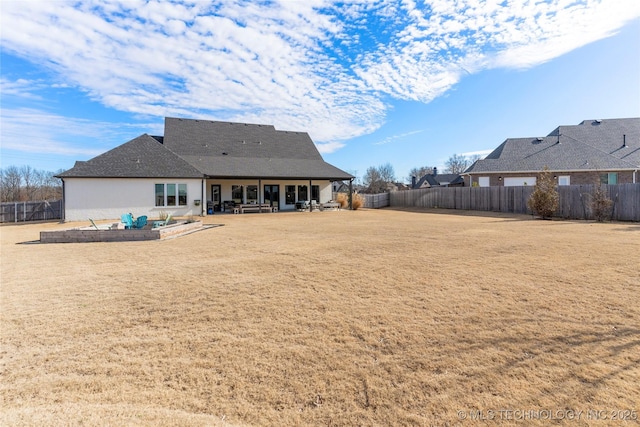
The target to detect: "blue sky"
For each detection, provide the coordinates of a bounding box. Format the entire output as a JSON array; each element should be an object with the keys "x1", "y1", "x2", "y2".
[{"x1": 1, "y1": 1, "x2": 639, "y2": 183}]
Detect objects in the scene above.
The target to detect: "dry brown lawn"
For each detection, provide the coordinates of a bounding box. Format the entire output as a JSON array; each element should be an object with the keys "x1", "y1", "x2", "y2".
[{"x1": 1, "y1": 209, "x2": 639, "y2": 426}]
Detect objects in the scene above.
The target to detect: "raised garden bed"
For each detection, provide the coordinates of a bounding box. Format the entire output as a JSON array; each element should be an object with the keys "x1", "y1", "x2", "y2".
[{"x1": 40, "y1": 220, "x2": 204, "y2": 243}]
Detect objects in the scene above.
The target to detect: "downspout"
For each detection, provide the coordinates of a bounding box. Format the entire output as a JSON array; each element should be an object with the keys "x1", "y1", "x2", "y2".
[
  {"x1": 634, "y1": 169, "x2": 637, "y2": 184},
  {"x1": 201, "y1": 178, "x2": 205, "y2": 216}
]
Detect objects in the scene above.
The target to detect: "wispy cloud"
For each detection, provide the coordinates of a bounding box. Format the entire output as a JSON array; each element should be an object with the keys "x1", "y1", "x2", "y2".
[
  {"x1": 0, "y1": 78, "x2": 46, "y2": 100},
  {"x1": 0, "y1": 108, "x2": 160, "y2": 157},
  {"x1": 1, "y1": 0, "x2": 638, "y2": 149},
  {"x1": 460, "y1": 149, "x2": 493, "y2": 159},
  {"x1": 374, "y1": 129, "x2": 425, "y2": 145}
]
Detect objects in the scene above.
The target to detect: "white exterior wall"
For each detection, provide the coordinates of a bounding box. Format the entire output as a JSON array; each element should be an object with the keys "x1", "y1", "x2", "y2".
[
  {"x1": 205, "y1": 179, "x2": 333, "y2": 212},
  {"x1": 63, "y1": 178, "x2": 203, "y2": 221}
]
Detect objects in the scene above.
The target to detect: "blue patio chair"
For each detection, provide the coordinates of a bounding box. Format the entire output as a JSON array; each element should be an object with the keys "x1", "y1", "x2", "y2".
[
  {"x1": 152, "y1": 213, "x2": 172, "y2": 228},
  {"x1": 133, "y1": 215, "x2": 147, "y2": 229},
  {"x1": 121, "y1": 213, "x2": 133, "y2": 229}
]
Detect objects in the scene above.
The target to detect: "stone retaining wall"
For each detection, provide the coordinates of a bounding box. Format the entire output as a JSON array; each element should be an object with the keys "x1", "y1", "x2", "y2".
[{"x1": 40, "y1": 221, "x2": 203, "y2": 243}]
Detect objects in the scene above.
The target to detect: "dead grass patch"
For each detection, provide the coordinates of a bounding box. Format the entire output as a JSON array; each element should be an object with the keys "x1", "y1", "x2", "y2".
[{"x1": 1, "y1": 209, "x2": 639, "y2": 426}]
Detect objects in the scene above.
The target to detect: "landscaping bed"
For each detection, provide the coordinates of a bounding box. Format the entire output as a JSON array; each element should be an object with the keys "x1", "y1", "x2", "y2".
[{"x1": 39, "y1": 220, "x2": 203, "y2": 243}]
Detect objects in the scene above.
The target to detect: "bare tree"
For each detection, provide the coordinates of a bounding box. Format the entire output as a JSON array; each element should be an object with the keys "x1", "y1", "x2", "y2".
[
  {"x1": 445, "y1": 154, "x2": 470, "y2": 174},
  {"x1": 21, "y1": 165, "x2": 37, "y2": 201},
  {"x1": 0, "y1": 166, "x2": 62, "y2": 202},
  {"x1": 363, "y1": 163, "x2": 396, "y2": 193},
  {"x1": 43, "y1": 170, "x2": 63, "y2": 200},
  {"x1": 378, "y1": 162, "x2": 396, "y2": 183},
  {"x1": 407, "y1": 166, "x2": 435, "y2": 183},
  {"x1": 363, "y1": 166, "x2": 383, "y2": 194},
  {"x1": 0, "y1": 166, "x2": 22, "y2": 202},
  {"x1": 468, "y1": 154, "x2": 483, "y2": 164}
]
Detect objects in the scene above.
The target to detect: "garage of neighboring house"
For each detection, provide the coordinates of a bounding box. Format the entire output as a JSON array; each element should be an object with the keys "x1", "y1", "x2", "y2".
[{"x1": 503, "y1": 177, "x2": 537, "y2": 186}]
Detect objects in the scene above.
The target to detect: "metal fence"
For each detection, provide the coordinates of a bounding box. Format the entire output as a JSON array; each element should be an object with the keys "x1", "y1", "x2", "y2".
[
  {"x1": 388, "y1": 184, "x2": 640, "y2": 221},
  {"x1": 0, "y1": 200, "x2": 62, "y2": 223}
]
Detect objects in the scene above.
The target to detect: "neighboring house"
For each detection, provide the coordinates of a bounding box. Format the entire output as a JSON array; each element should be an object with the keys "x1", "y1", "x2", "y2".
[
  {"x1": 57, "y1": 117, "x2": 354, "y2": 221},
  {"x1": 411, "y1": 168, "x2": 464, "y2": 189},
  {"x1": 392, "y1": 182, "x2": 411, "y2": 191},
  {"x1": 385, "y1": 182, "x2": 410, "y2": 192},
  {"x1": 332, "y1": 181, "x2": 350, "y2": 193},
  {"x1": 463, "y1": 118, "x2": 640, "y2": 187}
]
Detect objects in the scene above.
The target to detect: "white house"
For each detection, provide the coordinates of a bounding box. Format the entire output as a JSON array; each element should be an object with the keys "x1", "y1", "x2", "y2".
[{"x1": 57, "y1": 117, "x2": 354, "y2": 221}]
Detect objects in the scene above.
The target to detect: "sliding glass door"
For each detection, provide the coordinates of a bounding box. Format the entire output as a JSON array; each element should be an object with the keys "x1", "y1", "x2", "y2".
[{"x1": 263, "y1": 185, "x2": 279, "y2": 208}]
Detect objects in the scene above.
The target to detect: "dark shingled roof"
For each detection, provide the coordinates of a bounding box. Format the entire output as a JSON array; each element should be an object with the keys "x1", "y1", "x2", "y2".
[
  {"x1": 57, "y1": 134, "x2": 203, "y2": 178},
  {"x1": 413, "y1": 173, "x2": 463, "y2": 188},
  {"x1": 466, "y1": 118, "x2": 640, "y2": 174},
  {"x1": 58, "y1": 118, "x2": 354, "y2": 180}
]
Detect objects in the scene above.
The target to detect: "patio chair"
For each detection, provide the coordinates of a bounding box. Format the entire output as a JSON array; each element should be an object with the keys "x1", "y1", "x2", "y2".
[
  {"x1": 121, "y1": 213, "x2": 134, "y2": 229},
  {"x1": 295, "y1": 200, "x2": 309, "y2": 211},
  {"x1": 133, "y1": 215, "x2": 147, "y2": 229},
  {"x1": 152, "y1": 213, "x2": 172, "y2": 228}
]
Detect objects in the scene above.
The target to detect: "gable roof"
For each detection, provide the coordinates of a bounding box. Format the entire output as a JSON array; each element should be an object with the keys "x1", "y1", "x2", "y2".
[
  {"x1": 163, "y1": 117, "x2": 322, "y2": 160},
  {"x1": 466, "y1": 118, "x2": 640, "y2": 174},
  {"x1": 58, "y1": 118, "x2": 354, "y2": 180},
  {"x1": 57, "y1": 134, "x2": 203, "y2": 178},
  {"x1": 163, "y1": 117, "x2": 351, "y2": 179},
  {"x1": 413, "y1": 173, "x2": 463, "y2": 188}
]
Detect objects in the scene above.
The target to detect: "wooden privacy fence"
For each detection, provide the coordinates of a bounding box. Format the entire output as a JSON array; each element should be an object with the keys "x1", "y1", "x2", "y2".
[
  {"x1": 362, "y1": 193, "x2": 390, "y2": 209},
  {"x1": 0, "y1": 200, "x2": 62, "y2": 223},
  {"x1": 389, "y1": 184, "x2": 640, "y2": 221}
]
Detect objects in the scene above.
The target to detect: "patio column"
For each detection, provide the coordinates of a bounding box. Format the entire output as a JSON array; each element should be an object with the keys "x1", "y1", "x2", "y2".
[
  {"x1": 258, "y1": 179, "x2": 262, "y2": 212},
  {"x1": 60, "y1": 178, "x2": 66, "y2": 222}
]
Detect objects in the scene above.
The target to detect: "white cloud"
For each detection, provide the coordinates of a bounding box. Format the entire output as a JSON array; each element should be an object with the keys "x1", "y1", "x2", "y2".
[
  {"x1": 316, "y1": 140, "x2": 346, "y2": 154},
  {"x1": 374, "y1": 129, "x2": 425, "y2": 145},
  {"x1": 460, "y1": 149, "x2": 493, "y2": 159},
  {"x1": 0, "y1": 108, "x2": 160, "y2": 157},
  {"x1": 1, "y1": 0, "x2": 638, "y2": 152},
  {"x1": 0, "y1": 78, "x2": 46, "y2": 99}
]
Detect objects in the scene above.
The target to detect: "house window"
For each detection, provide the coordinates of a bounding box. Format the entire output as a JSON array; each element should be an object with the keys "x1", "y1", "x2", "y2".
[
  {"x1": 558, "y1": 176, "x2": 570, "y2": 186},
  {"x1": 155, "y1": 184, "x2": 164, "y2": 207},
  {"x1": 298, "y1": 185, "x2": 308, "y2": 201},
  {"x1": 155, "y1": 183, "x2": 188, "y2": 207},
  {"x1": 600, "y1": 173, "x2": 618, "y2": 185},
  {"x1": 285, "y1": 185, "x2": 296, "y2": 204},
  {"x1": 478, "y1": 177, "x2": 490, "y2": 187},
  {"x1": 311, "y1": 185, "x2": 320, "y2": 202},
  {"x1": 167, "y1": 184, "x2": 176, "y2": 206},
  {"x1": 178, "y1": 184, "x2": 187, "y2": 205},
  {"x1": 232, "y1": 185, "x2": 244, "y2": 204},
  {"x1": 246, "y1": 185, "x2": 258, "y2": 204}
]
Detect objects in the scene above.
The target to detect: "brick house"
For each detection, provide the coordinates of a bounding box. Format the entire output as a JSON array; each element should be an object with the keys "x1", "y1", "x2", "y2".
[{"x1": 463, "y1": 118, "x2": 640, "y2": 187}]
